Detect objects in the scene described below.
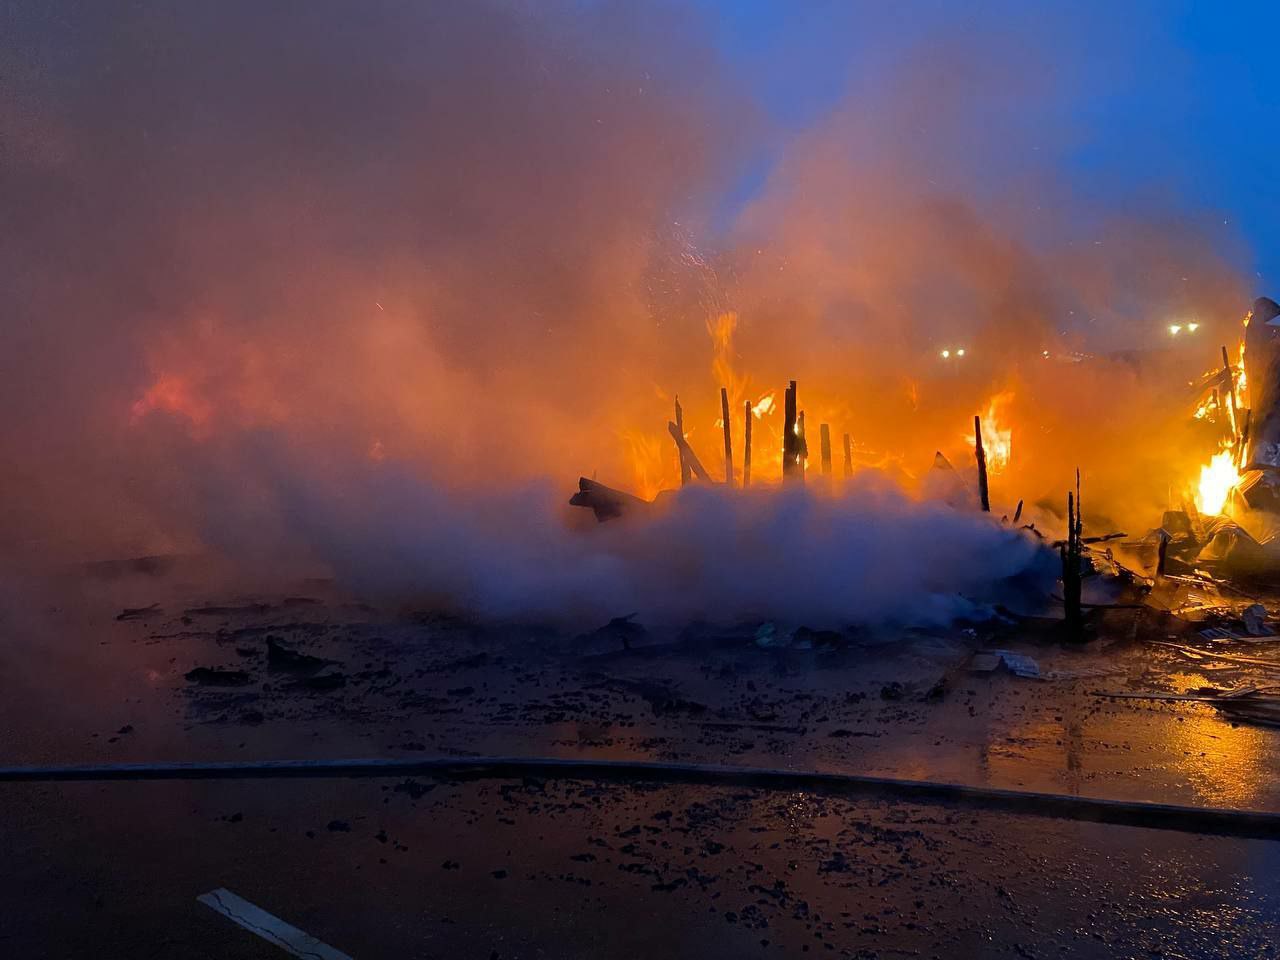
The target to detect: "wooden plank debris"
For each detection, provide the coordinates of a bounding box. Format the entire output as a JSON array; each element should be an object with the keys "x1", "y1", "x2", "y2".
[
  {"x1": 666, "y1": 422, "x2": 712, "y2": 482},
  {"x1": 198, "y1": 888, "x2": 354, "y2": 960},
  {"x1": 743, "y1": 400, "x2": 752, "y2": 488},
  {"x1": 569, "y1": 477, "x2": 650, "y2": 521},
  {"x1": 1149, "y1": 640, "x2": 1280, "y2": 670},
  {"x1": 674, "y1": 396, "x2": 690, "y2": 486}
]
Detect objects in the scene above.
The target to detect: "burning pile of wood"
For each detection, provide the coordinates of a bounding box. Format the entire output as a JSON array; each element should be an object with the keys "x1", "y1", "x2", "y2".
[{"x1": 570, "y1": 379, "x2": 990, "y2": 521}]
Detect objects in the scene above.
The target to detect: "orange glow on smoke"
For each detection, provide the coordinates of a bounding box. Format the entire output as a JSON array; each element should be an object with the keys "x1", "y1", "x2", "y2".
[{"x1": 130, "y1": 373, "x2": 213, "y2": 429}]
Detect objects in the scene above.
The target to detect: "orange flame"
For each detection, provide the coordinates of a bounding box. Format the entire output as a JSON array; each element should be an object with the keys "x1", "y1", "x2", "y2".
[
  {"x1": 1196, "y1": 446, "x2": 1240, "y2": 516},
  {"x1": 972, "y1": 391, "x2": 1014, "y2": 474}
]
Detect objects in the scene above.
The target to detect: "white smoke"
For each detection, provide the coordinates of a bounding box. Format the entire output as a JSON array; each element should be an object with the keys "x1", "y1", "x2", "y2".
[{"x1": 254, "y1": 448, "x2": 1054, "y2": 627}]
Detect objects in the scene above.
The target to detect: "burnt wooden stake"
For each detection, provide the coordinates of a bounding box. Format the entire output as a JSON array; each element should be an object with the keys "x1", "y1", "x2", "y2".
[
  {"x1": 743, "y1": 400, "x2": 753, "y2": 488},
  {"x1": 1061, "y1": 473, "x2": 1084, "y2": 640},
  {"x1": 1012, "y1": 499, "x2": 1024, "y2": 524},
  {"x1": 666, "y1": 421, "x2": 712, "y2": 482},
  {"x1": 797, "y1": 410, "x2": 808, "y2": 485},
  {"x1": 783, "y1": 380, "x2": 799, "y2": 483},
  {"x1": 819, "y1": 423, "x2": 833, "y2": 481},
  {"x1": 842, "y1": 432, "x2": 853, "y2": 478},
  {"x1": 974, "y1": 414, "x2": 990, "y2": 512},
  {"x1": 674, "y1": 396, "x2": 690, "y2": 486},
  {"x1": 720, "y1": 387, "x2": 733, "y2": 485}
]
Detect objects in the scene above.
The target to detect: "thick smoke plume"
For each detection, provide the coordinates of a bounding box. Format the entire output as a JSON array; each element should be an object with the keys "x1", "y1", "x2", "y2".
[{"x1": 0, "y1": 3, "x2": 1250, "y2": 624}]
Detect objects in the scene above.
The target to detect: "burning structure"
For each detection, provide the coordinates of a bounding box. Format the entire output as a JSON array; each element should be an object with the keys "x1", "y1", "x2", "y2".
[
  {"x1": 563, "y1": 290, "x2": 1280, "y2": 640},
  {"x1": 0, "y1": 1, "x2": 1264, "y2": 633}
]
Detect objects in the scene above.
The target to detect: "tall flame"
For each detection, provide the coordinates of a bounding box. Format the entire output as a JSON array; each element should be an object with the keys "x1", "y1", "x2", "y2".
[
  {"x1": 975, "y1": 391, "x2": 1014, "y2": 474},
  {"x1": 1190, "y1": 330, "x2": 1248, "y2": 517},
  {"x1": 1197, "y1": 447, "x2": 1240, "y2": 516}
]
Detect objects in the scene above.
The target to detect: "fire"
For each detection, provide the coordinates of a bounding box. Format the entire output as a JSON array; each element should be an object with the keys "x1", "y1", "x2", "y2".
[
  {"x1": 1188, "y1": 333, "x2": 1249, "y2": 516},
  {"x1": 974, "y1": 392, "x2": 1014, "y2": 474},
  {"x1": 1192, "y1": 395, "x2": 1217, "y2": 420},
  {"x1": 1197, "y1": 447, "x2": 1241, "y2": 516},
  {"x1": 706, "y1": 311, "x2": 746, "y2": 407},
  {"x1": 622, "y1": 430, "x2": 669, "y2": 500}
]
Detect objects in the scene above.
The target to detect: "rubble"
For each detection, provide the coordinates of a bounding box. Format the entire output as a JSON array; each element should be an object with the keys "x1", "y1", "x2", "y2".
[{"x1": 974, "y1": 650, "x2": 1041, "y2": 679}]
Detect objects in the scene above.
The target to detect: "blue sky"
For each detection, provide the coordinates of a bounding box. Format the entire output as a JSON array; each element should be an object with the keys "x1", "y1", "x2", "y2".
[{"x1": 695, "y1": 1, "x2": 1280, "y2": 287}]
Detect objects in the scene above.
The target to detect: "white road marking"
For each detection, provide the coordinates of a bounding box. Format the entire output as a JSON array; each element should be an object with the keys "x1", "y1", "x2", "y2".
[{"x1": 197, "y1": 887, "x2": 354, "y2": 960}]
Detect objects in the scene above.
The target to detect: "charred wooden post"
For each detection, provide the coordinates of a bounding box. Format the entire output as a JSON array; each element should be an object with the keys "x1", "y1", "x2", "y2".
[
  {"x1": 1222, "y1": 345, "x2": 1239, "y2": 437},
  {"x1": 974, "y1": 414, "x2": 990, "y2": 512},
  {"x1": 1236, "y1": 408, "x2": 1252, "y2": 467},
  {"x1": 1060, "y1": 473, "x2": 1084, "y2": 639},
  {"x1": 743, "y1": 400, "x2": 753, "y2": 488},
  {"x1": 674, "y1": 396, "x2": 690, "y2": 487},
  {"x1": 819, "y1": 423, "x2": 832, "y2": 480},
  {"x1": 797, "y1": 411, "x2": 808, "y2": 484},
  {"x1": 1012, "y1": 499, "x2": 1024, "y2": 524},
  {"x1": 842, "y1": 432, "x2": 853, "y2": 478},
  {"x1": 783, "y1": 380, "x2": 799, "y2": 483},
  {"x1": 666, "y1": 421, "x2": 712, "y2": 482},
  {"x1": 720, "y1": 387, "x2": 733, "y2": 485}
]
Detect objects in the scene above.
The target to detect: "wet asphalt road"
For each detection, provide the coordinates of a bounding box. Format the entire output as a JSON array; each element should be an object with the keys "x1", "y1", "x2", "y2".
[
  {"x1": 4, "y1": 776, "x2": 1279, "y2": 958},
  {"x1": 3, "y1": 568, "x2": 1280, "y2": 957}
]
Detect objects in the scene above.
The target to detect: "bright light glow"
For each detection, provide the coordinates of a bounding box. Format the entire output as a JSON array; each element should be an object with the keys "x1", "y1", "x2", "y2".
[
  {"x1": 1169, "y1": 324, "x2": 1182, "y2": 336},
  {"x1": 1187, "y1": 322, "x2": 1200, "y2": 332},
  {"x1": 1197, "y1": 448, "x2": 1241, "y2": 516},
  {"x1": 940, "y1": 349, "x2": 951, "y2": 359},
  {"x1": 956, "y1": 348, "x2": 966, "y2": 357}
]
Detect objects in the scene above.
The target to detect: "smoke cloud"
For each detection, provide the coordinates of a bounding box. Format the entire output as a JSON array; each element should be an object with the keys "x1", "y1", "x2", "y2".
[{"x1": 0, "y1": 2, "x2": 1251, "y2": 623}]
